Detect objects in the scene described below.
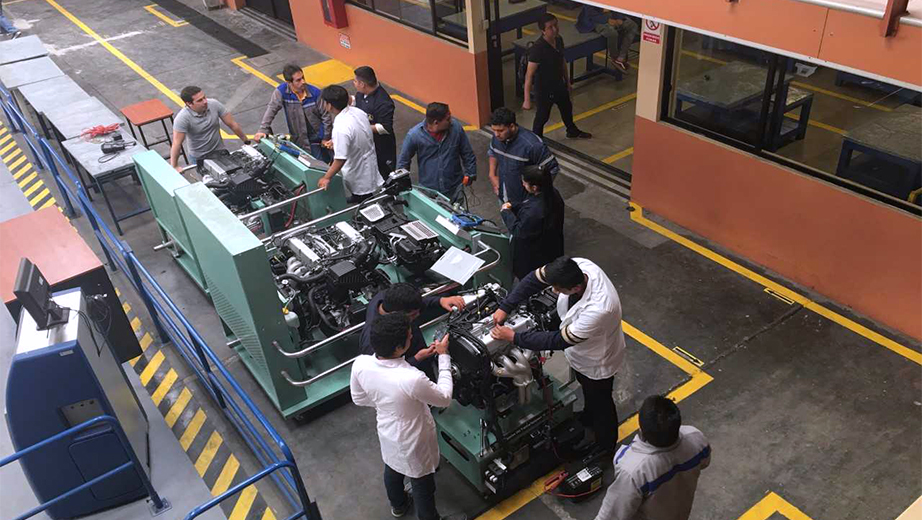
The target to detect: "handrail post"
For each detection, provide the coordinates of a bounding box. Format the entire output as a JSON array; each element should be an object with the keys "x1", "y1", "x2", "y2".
[{"x1": 121, "y1": 247, "x2": 169, "y2": 343}]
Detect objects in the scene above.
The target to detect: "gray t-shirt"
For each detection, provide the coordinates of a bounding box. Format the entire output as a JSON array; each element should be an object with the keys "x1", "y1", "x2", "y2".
[{"x1": 174, "y1": 98, "x2": 227, "y2": 160}]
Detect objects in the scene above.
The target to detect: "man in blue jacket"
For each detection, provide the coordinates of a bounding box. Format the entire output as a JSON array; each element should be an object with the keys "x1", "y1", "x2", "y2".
[
  {"x1": 488, "y1": 107, "x2": 560, "y2": 205},
  {"x1": 254, "y1": 64, "x2": 332, "y2": 161},
  {"x1": 397, "y1": 102, "x2": 477, "y2": 203}
]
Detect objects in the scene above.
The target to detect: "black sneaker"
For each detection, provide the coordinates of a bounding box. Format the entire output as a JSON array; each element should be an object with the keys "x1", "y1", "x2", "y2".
[
  {"x1": 611, "y1": 58, "x2": 629, "y2": 72},
  {"x1": 391, "y1": 495, "x2": 413, "y2": 518},
  {"x1": 566, "y1": 130, "x2": 593, "y2": 139}
]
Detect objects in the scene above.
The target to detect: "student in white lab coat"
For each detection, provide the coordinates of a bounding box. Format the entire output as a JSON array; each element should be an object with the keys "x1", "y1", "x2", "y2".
[
  {"x1": 350, "y1": 312, "x2": 467, "y2": 520},
  {"x1": 594, "y1": 396, "x2": 711, "y2": 520},
  {"x1": 490, "y1": 256, "x2": 625, "y2": 453}
]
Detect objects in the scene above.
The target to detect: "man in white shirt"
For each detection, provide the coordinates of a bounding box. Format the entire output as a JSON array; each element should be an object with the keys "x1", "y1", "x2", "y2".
[
  {"x1": 594, "y1": 396, "x2": 710, "y2": 520},
  {"x1": 491, "y1": 256, "x2": 625, "y2": 452},
  {"x1": 351, "y1": 313, "x2": 466, "y2": 520},
  {"x1": 317, "y1": 84, "x2": 384, "y2": 203}
]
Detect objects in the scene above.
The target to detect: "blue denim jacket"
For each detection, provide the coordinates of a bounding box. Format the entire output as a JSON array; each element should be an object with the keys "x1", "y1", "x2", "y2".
[{"x1": 397, "y1": 119, "x2": 477, "y2": 196}]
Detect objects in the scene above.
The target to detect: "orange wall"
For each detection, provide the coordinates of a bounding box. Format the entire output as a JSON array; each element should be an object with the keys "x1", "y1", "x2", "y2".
[
  {"x1": 288, "y1": 2, "x2": 490, "y2": 126},
  {"x1": 631, "y1": 117, "x2": 922, "y2": 340},
  {"x1": 595, "y1": 0, "x2": 921, "y2": 87}
]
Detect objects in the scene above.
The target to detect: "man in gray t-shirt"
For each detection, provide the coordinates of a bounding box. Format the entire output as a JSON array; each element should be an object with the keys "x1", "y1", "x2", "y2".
[{"x1": 170, "y1": 86, "x2": 249, "y2": 172}]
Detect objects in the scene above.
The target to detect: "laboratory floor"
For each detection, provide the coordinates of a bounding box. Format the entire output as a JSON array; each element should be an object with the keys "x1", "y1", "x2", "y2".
[{"x1": 1, "y1": 1, "x2": 919, "y2": 520}]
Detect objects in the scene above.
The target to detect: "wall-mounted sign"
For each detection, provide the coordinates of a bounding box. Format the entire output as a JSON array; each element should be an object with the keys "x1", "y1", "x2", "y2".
[
  {"x1": 642, "y1": 19, "x2": 662, "y2": 44},
  {"x1": 339, "y1": 33, "x2": 351, "y2": 49}
]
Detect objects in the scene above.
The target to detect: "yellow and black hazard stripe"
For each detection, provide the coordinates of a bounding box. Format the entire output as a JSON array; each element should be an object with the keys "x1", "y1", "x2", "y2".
[
  {"x1": 0, "y1": 122, "x2": 57, "y2": 210},
  {"x1": 118, "y1": 287, "x2": 279, "y2": 520}
]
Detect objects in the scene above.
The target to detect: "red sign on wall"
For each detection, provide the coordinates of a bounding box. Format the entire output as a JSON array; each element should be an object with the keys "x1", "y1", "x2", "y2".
[{"x1": 642, "y1": 19, "x2": 662, "y2": 44}]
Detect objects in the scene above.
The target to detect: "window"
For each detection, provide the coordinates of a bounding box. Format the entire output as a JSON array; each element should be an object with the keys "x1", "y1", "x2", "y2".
[
  {"x1": 662, "y1": 28, "x2": 922, "y2": 214},
  {"x1": 346, "y1": 0, "x2": 467, "y2": 45}
]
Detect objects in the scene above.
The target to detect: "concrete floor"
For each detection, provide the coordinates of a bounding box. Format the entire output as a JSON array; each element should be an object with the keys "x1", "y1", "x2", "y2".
[{"x1": 2, "y1": 1, "x2": 920, "y2": 520}]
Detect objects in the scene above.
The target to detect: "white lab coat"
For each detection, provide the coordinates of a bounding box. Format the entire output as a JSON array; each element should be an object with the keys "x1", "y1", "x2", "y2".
[
  {"x1": 594, "y1": 426, "x2": 711, "y2": 520},
  {"x1": 555, "y1": 257, "x2": 626, "y2": 380},
  {"x1": 350, "y1": 353, "x2": 453, "y2": 478}
]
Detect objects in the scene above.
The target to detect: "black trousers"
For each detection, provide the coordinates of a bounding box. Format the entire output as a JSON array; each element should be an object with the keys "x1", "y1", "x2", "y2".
[
  {"x1": 383, "y1": 464, "x2": 439, "y2": 520},
  {"x1": 575, "y1": 370, "x2": 618, "y2": 451},
  {"x1": 532, "y1": 88, "x2": 579, "y2": 138}
]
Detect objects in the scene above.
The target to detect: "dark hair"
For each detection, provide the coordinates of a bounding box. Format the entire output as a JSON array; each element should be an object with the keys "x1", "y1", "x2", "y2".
[
  {"x1": 537, "y1": 13, "x2": 558, "y2": 31},
  {"x1": 490, "y1": 107, "x2": 516, "y2": 126},
  {"x1": 639, "y1": 395, "x2": 682, "y2": 447},
  {"x1": 282, "y1": 64, "x2": 302, "y2": 82},
  {"x1": 180, "y1": 86, "x2": 202, "y2": 104},
  {"x1": 425, "y1": 102, "x2": 450, "y2": 125},
  {"x1": 371, "y1": 312, "x2": 411, "y2": 358},
  {"x1": 522, "y1": 164, "x2": 564, "y2": 234},
  {"x1": 382, "y1": 283, "x2": 423, "y2": 313},
  {"x1": 543, "y1": 257, "x2": 583, "y2": 289},
  {"x1": 354, "y1": 66, "x2": 377, "y2": 86},
  {"x1": 321, "y1": 85, "x2": 350, "y2": 111}
]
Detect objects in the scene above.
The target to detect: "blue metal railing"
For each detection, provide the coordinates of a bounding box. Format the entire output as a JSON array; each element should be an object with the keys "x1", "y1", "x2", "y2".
[
  {"x1": 0, "y1": 415, "x2": 167, "y2": 520},
  {"x1": 0, "y1": 85, "x2": 319, "y2": 520}
]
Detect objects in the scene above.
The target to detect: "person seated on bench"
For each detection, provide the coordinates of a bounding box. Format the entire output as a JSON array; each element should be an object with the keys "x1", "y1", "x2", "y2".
[{"x1": 576, "y1": 6, "x2": 638, "y2": 72}]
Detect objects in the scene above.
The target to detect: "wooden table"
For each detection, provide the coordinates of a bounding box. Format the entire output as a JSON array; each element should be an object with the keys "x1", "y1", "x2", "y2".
[{"x1": 0, "y1": 207, "x2": 140, "y2": 361}]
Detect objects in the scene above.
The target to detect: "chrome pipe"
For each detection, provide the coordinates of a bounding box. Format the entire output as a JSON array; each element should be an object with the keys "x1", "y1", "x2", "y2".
[
  {"x1": 238, "y1": 188, "x2": 324, "y2": 221},
  {"x1": 153, "y1": 240, "x2": 175, "y2": 252}
]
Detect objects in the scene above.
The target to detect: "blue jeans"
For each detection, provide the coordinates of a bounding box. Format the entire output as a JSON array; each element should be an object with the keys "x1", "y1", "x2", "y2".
[
  {"x1": 0, "y1": 14, "x2": 17, "y2": 35},
  {"x1": 384, "y1": 464, "x2": 438, "y2": 520}
]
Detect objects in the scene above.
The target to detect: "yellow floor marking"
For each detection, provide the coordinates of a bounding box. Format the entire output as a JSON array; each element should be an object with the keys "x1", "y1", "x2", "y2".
[
  {"x1": 545, "y1": 92, "x2": 636, "y2": 133},
  {"x1": 392, "y1": 94, "x2": 426, "y2": 114},
  {"x1": 477, "y1": 323, "x2": 712, "y2": 520},
  {"x1": 603, "y1": 146, "x2": 633, "y2": 164},
  {"x1": 783, "y1": 112, "x2": 847, "y2": 136},
  {"x1": 0, "y1": 141, "x2": 15, "y2": 156},
  {"x1": 29, "y1": 188, "x2": 51, "y2": 206},
  {"x1": 897, "y1": 496, "x2": 922, "y2": 520},
  {"x1": 791, "y1": 81, "x2": 891, "y2": 112},
  {"x1": 194, "y1": 430, "x2": 224, "y2": 477},
  {"x1": 140, "y1": 332, "x2": 153, "y2": 351},
  {"x1": 123, "y1": 302, "x2": 131, "y2": 313},
  {"x1": 131, "y1": 316, "x2": 142, "y2": 331},
  {"x1": 151, "y1": 368, "x2": 178, "y2": 406},
  {"x1": 22, "y1": 179, "x2": 44, "y2": 198},
  {"x1": 232, "y1": 56, "x2": 279, "y2": 87},
  {"x1": 629, "y1": 202, "x2": 922, "y2": 365},
  {"x1": 0, "y1": 125, "x2": 8, "y2": 134},
  {"x1": 284, "y1": 59, "x2": 354, "y2": 87},
  {"x1": 211, "y1": 455, "x2": 240, "y2": 496},
  {"x1": 179, "y1": 409, "x2": 207, "y2": 451},
  {"x1": 738, "y1": 491, "x2": 813, "y2": 520},
  {"x1": 0, "y1": 134, "x2": 11, "y2": 146},
  {"x1": 140, "y1": 350, "x2": 165, "y2": 386},
  {"x1": 8, "y1": 154, "x2": 27, "y2": 171},
  {"x1": 681, "y1": 49, "x2": 728, "y2": 65},
  {"x1": 262, "y1": 508, "x2": 277, "y2": 520},
  {"x1": 3, "y1": 148, "x2": 22, "y2": 164},
  {"x1": 44, "y1": 0, "x2": 184, "y2": 106},
  {"x1": 128, "y1": 355, "x2": 141, "y2": 367},
  {"x1": 116, "y1": 287, "x2": 121, "y2": 297},
  {"x1": 229, "y1": 485, "x2": 258, "y2": 520},
  {"x1": 39, "y1": 197, "x2": 57, "y2": 210},
  {"x1": 144, "y1": 4, "x2": 188, "y2": 27},
  {"x1": 17, "y1": 172, "x2": 37, "y2": 188},
  {"x1": 547, "y1": 10, "x2": 577, "y2": 22},
  {"x1": 13, "y1": 163, "x2": 32, "y2": 180},
  {"x1": 165, "y1": 387, "x2": 193, "y2": 428}
]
